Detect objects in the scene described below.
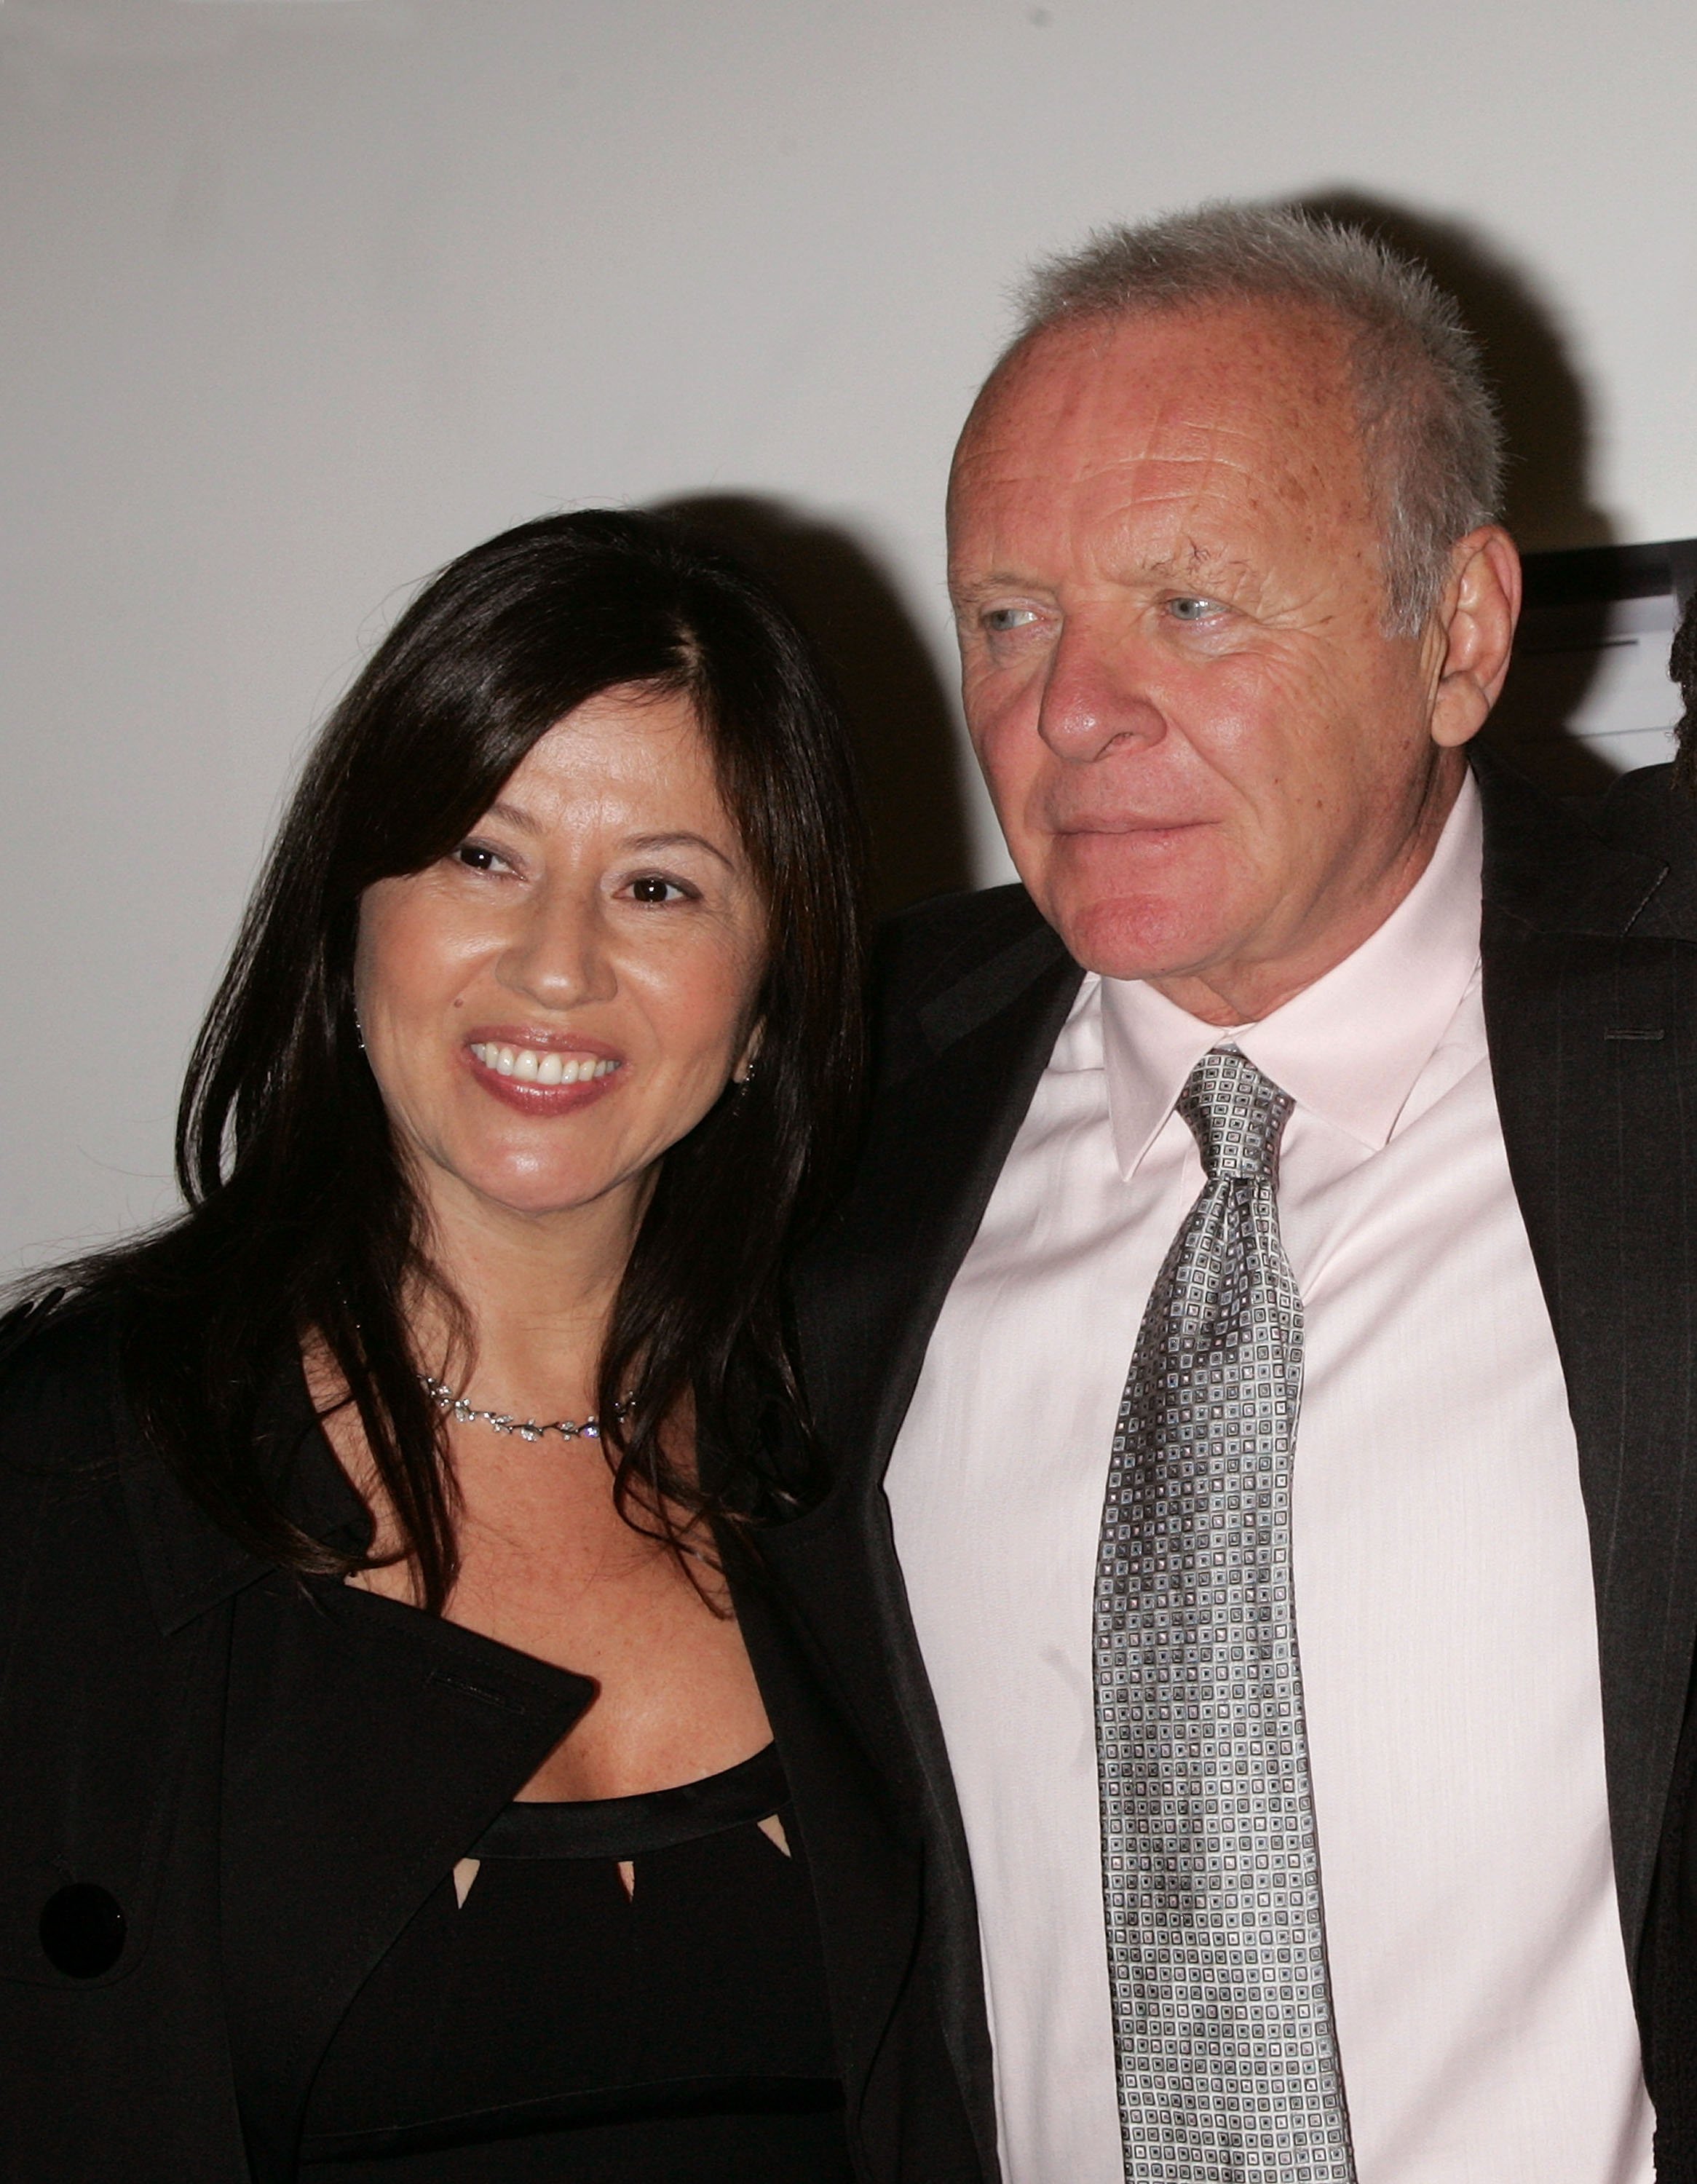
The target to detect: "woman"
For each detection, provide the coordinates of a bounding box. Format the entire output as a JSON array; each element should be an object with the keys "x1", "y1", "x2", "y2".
[{"x1": 0, "y1": 512, "x2": 981, "y2": 2182}]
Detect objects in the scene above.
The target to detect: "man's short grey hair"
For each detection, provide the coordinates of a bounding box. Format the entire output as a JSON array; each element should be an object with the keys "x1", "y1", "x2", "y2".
[{"x1": 1005, "y1": 203, "x2": 1505, "y2": 636}]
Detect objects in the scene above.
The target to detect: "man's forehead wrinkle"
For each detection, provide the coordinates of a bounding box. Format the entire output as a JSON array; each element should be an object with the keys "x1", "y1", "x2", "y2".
[
  {"x1": 949, "y1": 304, "x2": 1380, "y2": 620},
  {"x1": 949, "y1": 457, "x2": 1284, "y2": 597},
  {"x1": 962, "y1": 392, "x2": 1319, "y2": 527},
  {"x1": 959, "y1": 419, "x2": 1267, "y2": 517},
  {"x1": 1067, "y1": 427, "x2": 1262, "y2": 494}
]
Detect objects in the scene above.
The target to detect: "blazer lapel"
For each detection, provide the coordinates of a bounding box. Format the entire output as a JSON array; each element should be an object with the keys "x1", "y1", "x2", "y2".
[
  {"x1": 119, "y1": 1371, "x2": 595, "y2": 2184},
  {"x1": 780, "y1": 890, "x2": 1080, "y2": 2183},
  {"x1": 795, "y1": 899, "x2": 1081, "y2": 1500},
  {"x1": 1478, "y1": 753, "x2": 1697, "y2": 1963},
  {"x1": 218, "y1": 1570, "x2": 593, "y2": 2181}
]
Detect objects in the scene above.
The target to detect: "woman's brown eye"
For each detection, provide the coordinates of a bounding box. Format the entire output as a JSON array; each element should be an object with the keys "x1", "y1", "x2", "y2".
[{"x1": 631, "y1": 877, "x2": 677, "y2": 903}]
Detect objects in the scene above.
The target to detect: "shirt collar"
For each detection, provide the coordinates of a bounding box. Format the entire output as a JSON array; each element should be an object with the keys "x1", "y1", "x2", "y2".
[{"x1": 1099, "y1": 772, "x2": 1484, "y2": 1179}]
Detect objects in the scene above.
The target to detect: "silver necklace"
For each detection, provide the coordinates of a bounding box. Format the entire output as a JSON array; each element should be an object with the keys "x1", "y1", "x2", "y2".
[{"x1": 419, "y1": 1372, "x2": 634, "y2": 1446}]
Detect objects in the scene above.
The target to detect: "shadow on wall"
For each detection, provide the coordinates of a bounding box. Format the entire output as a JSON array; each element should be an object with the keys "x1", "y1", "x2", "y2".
[
  {"x1": 652, "y1": 494, "x2": 973, "y2": 917},
  {"x1": 1294, "y1": 189, "x2": 1621, "y2": 796}
]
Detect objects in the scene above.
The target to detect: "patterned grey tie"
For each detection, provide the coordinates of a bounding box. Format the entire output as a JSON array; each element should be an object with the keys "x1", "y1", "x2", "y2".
[{"x1": 1094, "y1": 1045, "x2": 1355, "y2": 2183}]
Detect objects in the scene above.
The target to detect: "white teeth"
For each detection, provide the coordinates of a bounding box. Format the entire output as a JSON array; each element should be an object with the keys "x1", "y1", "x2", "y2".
[{"x1": 470, "y1": 1043, "x2": 619, "y2": 1085}]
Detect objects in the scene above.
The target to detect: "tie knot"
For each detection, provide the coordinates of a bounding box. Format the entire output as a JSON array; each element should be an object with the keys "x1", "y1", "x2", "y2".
[{"x1": 1176, "y1": 1046, "x2": 1293, "y2": 1182}]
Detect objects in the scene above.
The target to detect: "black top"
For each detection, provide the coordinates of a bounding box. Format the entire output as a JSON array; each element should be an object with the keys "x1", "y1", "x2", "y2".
[
  {"x1": 0, "y1": 1300, "x2": 983, "y2": 2184},
  {"x1": 300, "y1": 1743, "x2": 851, "y2": 2183}
]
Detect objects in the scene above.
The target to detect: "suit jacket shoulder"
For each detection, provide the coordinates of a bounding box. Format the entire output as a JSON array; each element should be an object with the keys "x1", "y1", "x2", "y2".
[
  {"x1": 872, "y1": 881, "x2": 1051, "y2": 992},
  {"x1": 1593, "y1": 759, "x2": 1697, "y2": 941},
  {"x1": 867, "y1": 884, "x2": 1064, "y2": 1089}
]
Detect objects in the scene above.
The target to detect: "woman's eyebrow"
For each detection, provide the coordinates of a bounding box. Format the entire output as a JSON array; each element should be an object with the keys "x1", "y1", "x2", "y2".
[
  {"x1": 625, "y1": 831, "x2": 738, "y2": 872},
  {"x1": 477, "y1": 809, "x2": 738, "y2": 872}
]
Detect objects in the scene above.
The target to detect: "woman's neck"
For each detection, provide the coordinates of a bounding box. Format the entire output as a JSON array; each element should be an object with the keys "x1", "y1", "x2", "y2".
[{"x1": 411, "y1": 1172, "x2": 646, "y2": 1418}]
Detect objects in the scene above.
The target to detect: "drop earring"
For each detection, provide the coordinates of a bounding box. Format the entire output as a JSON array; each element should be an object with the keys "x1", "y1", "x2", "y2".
[{"x1": 734, "y1": 1030, "x2": 762, "y2": 1088}]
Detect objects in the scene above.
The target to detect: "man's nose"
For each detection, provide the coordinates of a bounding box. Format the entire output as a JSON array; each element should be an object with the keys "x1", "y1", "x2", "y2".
[
  {"x1": 1036, "y1": 621, "x2": 1166, "y2": 762},
  {"x1": 497, "y1": 887, "x2": 617, "y2": 1008}
]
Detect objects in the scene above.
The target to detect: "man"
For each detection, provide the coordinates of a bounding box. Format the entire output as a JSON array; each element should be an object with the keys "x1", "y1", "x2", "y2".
[{"x1": 769, "y1": 205, "x2": 1697, "y2": 2183}]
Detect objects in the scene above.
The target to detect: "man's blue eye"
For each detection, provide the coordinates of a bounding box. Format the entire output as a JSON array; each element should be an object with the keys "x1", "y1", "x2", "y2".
[{"x1": 1168, "y1": 597, "x2": 1217, "y2": 622}]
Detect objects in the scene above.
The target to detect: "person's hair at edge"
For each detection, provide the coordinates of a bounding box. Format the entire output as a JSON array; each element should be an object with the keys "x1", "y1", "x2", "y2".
[
  {"x1": 1672, "y1": 589, "x2": 1697, "y2": 798},
  {"x1": 983, "y1": 200, "x2": 1506, "y2": 640},
  {"x1": 13, "y1": 509, "x2": 866, "y2": 1611}
]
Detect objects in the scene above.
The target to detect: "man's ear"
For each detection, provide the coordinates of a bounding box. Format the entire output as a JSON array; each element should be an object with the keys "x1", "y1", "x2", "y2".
[{"x1": 1429, "y1": 526, "x2": 1522, "y2": 751}]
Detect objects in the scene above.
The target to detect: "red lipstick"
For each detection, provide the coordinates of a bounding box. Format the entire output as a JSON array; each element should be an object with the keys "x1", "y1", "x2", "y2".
[{"x1": 463, "y1": 1028, "x2": 625, "y2": 1117}]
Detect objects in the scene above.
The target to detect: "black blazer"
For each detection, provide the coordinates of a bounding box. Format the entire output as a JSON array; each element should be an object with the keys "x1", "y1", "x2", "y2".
[
  {"x1": 763, "y1": 753, "x2": 1697, "y2": 2183},
  {"x1": 0, "y1": 1307, "x2": 985, "y2": 2183}
]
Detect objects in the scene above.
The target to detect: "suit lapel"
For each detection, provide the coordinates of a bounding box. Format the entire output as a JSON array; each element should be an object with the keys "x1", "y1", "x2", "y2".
[
  {"x1": 778, "y1": 893, "x2": 1078, "y2": 2183},
  {"x1": 1478, "y1": 754, "x2": 1697, "y2": 1962},
  {"x1": 795, "y1": 905, "x2": 1081, "y2": 1499}
]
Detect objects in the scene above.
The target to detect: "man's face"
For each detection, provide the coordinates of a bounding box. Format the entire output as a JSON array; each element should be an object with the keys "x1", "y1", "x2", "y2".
[{"x1": 948, "y1": 304, "x2": 1484, "y2": 1021}]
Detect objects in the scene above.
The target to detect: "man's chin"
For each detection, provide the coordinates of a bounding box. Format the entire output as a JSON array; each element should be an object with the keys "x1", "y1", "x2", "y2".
[
  {"x1": 1026, "y1": 828, "x2": 1235, "y2": 976},
  {"x1": 1044, "y1": 891, "x2": 1227, "y2": 984}
]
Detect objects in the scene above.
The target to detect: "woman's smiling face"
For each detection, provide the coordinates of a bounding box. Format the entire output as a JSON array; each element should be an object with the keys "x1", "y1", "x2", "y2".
[{"x1": 355, "y1": 682, "x2": 768, "y2": 1232}]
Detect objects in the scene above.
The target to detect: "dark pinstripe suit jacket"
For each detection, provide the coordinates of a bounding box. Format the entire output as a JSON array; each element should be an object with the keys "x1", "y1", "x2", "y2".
[{"x1": 764, "y1": 752, "x2": 1697, "y2": 2183}]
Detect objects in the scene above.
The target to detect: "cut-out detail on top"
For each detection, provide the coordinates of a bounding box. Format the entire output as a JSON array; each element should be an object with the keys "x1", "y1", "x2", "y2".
[
  {"x1": 451, "y1": 1858, "x2": 480, "y2": 1908},
  {"x1": 758, "y1": 1813, "x2": 791, "y2": 1858},
  {"x1": 473, "y1": 1744, "x2": 786, "y2": 1862}
]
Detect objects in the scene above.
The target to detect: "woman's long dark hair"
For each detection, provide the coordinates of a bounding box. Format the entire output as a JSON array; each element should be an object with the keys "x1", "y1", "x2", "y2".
[{"x1": 33, "y1": 510, "x2": 866, "y2": 1608}]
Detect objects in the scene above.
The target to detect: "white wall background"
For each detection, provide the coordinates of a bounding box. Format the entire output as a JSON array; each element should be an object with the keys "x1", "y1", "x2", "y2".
[{"x1": 4, "y1": 0, "x2": 1696, "y2": 1270}]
